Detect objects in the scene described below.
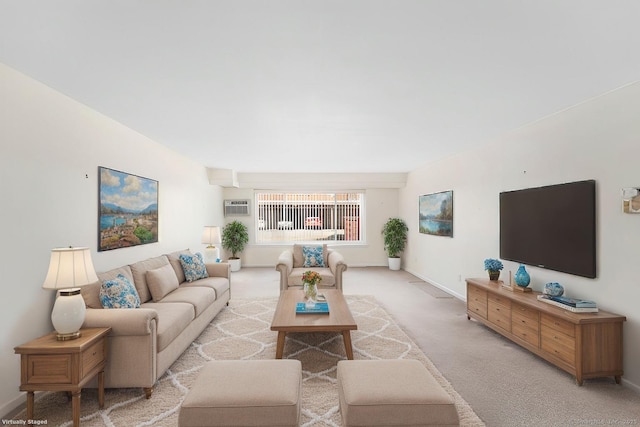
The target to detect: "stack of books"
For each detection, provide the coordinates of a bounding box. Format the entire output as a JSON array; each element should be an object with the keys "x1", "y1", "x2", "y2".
[{"x1": 537, "y1": 295, "x2": 599, "y2": 313}]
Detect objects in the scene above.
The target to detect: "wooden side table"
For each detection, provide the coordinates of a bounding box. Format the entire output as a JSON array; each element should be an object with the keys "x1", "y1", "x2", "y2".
[{"x1": 14, "y1": 327, "x2": 111, "y2": 426}]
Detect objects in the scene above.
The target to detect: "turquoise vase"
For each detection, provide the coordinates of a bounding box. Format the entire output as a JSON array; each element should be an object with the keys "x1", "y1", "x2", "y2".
[{"x1": 514, "y1": 265, "x2": 530, "y2": 287}]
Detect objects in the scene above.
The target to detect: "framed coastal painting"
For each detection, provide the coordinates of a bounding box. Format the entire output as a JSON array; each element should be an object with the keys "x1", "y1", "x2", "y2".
[
  {"x1": 419, "y1": 190, "x2": 453, "y2": 237},
  {"x1": 98, "y1": 166, "x2": 159, "y2": 251}
]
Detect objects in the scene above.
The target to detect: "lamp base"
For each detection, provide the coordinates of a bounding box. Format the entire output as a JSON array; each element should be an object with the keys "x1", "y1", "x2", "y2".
[
  {"x1": 204, "y1": 245, "x2": 220, "y2": 263},
  {"x1": 51, "y1": 288, "x2": 86, "y2": 341},
  {"x1": 56, "y1": 330, "x2": 82, "y2": 341}
]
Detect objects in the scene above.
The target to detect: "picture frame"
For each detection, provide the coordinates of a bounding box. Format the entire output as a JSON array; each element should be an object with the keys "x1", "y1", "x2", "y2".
[
  {"x1": 419, "y1": 190, "x2": 453, "y2": 237},
  {"x1": 98, "y1": 166, "x2": 158, "y2": 251}
]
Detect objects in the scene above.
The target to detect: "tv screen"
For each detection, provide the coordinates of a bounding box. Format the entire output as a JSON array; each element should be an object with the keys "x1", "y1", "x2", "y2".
[{"x1": 499, "y1": 180, "x2": 596, "y2": 278}]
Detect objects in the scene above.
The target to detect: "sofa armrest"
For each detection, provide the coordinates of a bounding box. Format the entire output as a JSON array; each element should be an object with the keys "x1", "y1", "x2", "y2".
[
  {"x1": 205, "y1": 262, "x2": 230, "y2": 279},
  {"x1": 83, "y1": 307, "x2": 158, "y2": 336},
  {"x1": 275, "y1": 250, "x2": 294, "y2": 291},
  {"x1": 328, "y1": 250, "x2": 347, "y2": 291}
]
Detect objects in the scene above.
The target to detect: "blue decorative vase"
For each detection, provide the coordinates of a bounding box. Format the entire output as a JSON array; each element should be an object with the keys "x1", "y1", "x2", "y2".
[
  {"x1": 543, "y1": 282, "x2": 564, "y2": 297},
  {"x1": 514, "y1": 265, "x2": 530, "y2": 287}
]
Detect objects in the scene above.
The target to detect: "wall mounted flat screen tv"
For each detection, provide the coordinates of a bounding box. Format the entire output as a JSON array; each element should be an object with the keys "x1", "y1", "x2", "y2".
[{"x1": 499, "y1": 179, "x2": 596, "y2": 278}]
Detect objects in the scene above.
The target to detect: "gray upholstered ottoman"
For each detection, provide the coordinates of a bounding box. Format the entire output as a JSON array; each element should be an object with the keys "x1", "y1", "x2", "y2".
[
  {"x1": 179, "y1": 360, "x2": 302, "y2": 427},
  {"x1": 337, "y1": 359, "x2": 459, "y2": 426}
]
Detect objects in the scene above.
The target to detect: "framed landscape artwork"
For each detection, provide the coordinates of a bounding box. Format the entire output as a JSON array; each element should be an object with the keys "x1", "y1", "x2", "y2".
[
  {"x1": 98, "y1": 166, "x2": 159, "y2": 251},
  {"x1": 419, "y1": 190, "x2": 453, "y2": 237}
]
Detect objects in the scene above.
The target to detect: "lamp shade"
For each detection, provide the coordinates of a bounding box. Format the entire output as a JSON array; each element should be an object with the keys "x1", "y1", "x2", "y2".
[
  {"x1": 201, "y1": 226, "x2": 221, "y2": 246},
  {"x1": 42, "y1": 247, "x2": 98, "y2": 290}
]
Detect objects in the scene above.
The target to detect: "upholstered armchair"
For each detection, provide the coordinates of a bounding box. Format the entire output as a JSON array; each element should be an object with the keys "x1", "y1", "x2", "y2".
[{"x1": 276, "y1": 244, "x2": 347, "y2": 291}]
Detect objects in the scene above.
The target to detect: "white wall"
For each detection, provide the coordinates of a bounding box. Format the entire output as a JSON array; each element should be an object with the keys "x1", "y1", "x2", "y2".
[
  {"x1": 221, "y1": 187, "x2": 399, "y2": 268},
  {"x1": 0, "y1": 63, "x2": 224, "y2": 416},
  {"x1": 400, "y1": 82, "x2": 640, "y2": 389}
]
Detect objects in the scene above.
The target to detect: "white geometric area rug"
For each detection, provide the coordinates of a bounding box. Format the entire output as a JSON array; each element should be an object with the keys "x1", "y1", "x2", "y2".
[{"x1": 15, "y1": 295, "x2": 485, "y2": 426}]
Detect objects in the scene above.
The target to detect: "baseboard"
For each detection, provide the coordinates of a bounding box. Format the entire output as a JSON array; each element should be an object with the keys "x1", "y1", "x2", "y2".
[
  {"x1": 621, "y1": 377, "x2": 640, "y2": 394},
  {"x1": 402, "y1": 268, "x2": 466, "y2": 301},
  {"x1": 0, "y1": 391, "x2": 29, "y2": 420}
]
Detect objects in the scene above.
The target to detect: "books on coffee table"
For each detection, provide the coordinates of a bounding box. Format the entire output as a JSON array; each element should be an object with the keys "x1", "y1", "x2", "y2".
[{"x1": 295, "y1": 302, "x2": 330, "y2": 314}]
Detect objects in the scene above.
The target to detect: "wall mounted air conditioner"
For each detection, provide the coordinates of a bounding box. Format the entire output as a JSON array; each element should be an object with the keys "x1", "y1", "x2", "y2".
[{"x1": 224, "y1": 199, "x2": 250, "y2": 216}]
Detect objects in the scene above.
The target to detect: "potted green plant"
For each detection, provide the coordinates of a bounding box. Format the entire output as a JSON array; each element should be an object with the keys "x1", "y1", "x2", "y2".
[
  {"x1": 381, "y1": 218, "x2": 408, "y2": 270},
  {"x1": 222, "y1": 220, "x2": 249, "y2": 271}
]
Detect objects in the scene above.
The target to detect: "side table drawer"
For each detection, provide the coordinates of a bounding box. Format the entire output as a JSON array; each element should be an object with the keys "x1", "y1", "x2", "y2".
[
  {"x1": 24, "y1": 354, "x2": 72, "y2": 385},
  {"x1": 82, "y1": 340, "x2": 105, "y2": 377}
]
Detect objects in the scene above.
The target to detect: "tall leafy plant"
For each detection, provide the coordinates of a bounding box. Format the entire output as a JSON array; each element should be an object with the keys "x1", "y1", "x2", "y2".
[
  {"x1": 221, "y1": 220, "x2": 249, "y2": 259},
  {"x1": 382, "y1": 218, "x2": 408, "y2": 258}
]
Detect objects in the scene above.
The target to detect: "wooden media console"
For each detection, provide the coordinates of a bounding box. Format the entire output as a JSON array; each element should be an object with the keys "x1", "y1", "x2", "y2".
[{"x1": 466, "y1": 278, "x2": 625, "y2": 385}]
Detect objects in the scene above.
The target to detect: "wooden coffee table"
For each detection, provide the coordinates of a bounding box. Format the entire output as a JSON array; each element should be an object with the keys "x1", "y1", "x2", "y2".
[{"x1": 271, "y1": 289, "x2": 357, "y2": 359}]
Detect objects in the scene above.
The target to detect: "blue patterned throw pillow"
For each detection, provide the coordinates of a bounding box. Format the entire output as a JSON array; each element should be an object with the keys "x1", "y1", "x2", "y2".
[
  {"x1": 179, "y1": 252, "x2": 209, "y2": 282},
  {"x1": 303, "y1": 246, "x2": 325, "y2": 267},
  {"x1": 100, "y1": 274, "x2": 141, "y2": 309}
]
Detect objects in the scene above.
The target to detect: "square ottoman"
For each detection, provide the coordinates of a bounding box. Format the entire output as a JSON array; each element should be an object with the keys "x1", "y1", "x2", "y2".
[
  {"x1": 337, "y1": 359, "x2": 459, "y2": 426},
  {"x1": 179, "y1": 360, "x2": 302, "y2": 427}
]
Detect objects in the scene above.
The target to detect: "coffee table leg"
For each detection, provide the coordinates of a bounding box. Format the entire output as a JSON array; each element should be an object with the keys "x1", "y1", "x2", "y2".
[
  {"x1": 342, "y1": 330, "x2": 354, "y2": 360},
  {"x1": 276, "y1": 332, "x2": 286, "y2": 359}
]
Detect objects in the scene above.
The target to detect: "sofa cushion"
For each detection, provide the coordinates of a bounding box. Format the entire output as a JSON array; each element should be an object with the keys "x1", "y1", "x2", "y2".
[
  {"x1": 141, "y1": 301, "x2": 195, "y2": 351},
  {"x1": 179, "y1": 252, "x2": 209, "y2": 282},
  {"x1": 293, "y1": 244, "x2": 328, "y2": 268},
  {"x1": 166, "y1": 249, "x2": 192, "y2": 284},
  {"x1": 147, "y1": 263, "x2": 180, "y2": 302},
  {"x1": 302, "y1": 245, "x2": 325, "y2": 267},
  {"x1": 99, "y1": 274, "x2": 141, "y2": 309},
  {"x1": 82, "y1": 265, "x2": 135, "y2": 309},
  {"x1": 289, "y1": 267, "x2": 336, "y2": 286},
  {"x1": 181, "y1": 276, "x2": 230, "y2": 299},
  {"x1": 81, "y1": 280, "x2": 103, "y2": 309},
  {"x1": 159, "y1": 287, "x2": 216, "y2": 317},
  {"x1": 130, "y1": 255, "x2": 171, "y2": 303}
]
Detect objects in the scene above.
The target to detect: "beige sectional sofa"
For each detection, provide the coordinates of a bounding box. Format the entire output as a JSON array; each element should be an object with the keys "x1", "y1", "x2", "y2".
[{"x1": 80, "y1": 249, "x2": 230, "y2": 398}]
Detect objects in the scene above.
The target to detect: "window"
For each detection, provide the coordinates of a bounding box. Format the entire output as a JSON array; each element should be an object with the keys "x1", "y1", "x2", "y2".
[{"x1": 255, "y1": 192, "x2": 363, "y2": 244}]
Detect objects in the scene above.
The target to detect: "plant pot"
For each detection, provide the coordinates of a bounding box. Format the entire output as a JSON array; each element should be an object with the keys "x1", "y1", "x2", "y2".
[
  {"x1": 229, "y1": 258, "x2": 241, "y2": 272},
  {"x1": 488, "y1": 270, "x2": 500, "y2": 281},
  {"x1": 388, "y1": 257, "x2": 401, "y2": 271}
]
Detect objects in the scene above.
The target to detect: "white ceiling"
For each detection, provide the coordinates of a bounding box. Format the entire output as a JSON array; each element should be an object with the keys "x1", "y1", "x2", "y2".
[{"x1": 1, "y1": 1, "x2": 639, "y2": 173}]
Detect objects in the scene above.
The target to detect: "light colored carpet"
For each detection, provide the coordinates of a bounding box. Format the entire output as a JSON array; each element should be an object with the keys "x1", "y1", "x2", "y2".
[{"x1": 15, "y1": 295, "x2": 484, "y2": 426}]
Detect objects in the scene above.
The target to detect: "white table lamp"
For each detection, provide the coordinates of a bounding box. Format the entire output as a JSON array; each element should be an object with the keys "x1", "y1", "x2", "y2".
[
  {"x1": 42, "y1": 247, "x2": 98, "y2": 341},
  {"x1": 201, "y1": 226, "x2": 221, "y2": 263}
]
